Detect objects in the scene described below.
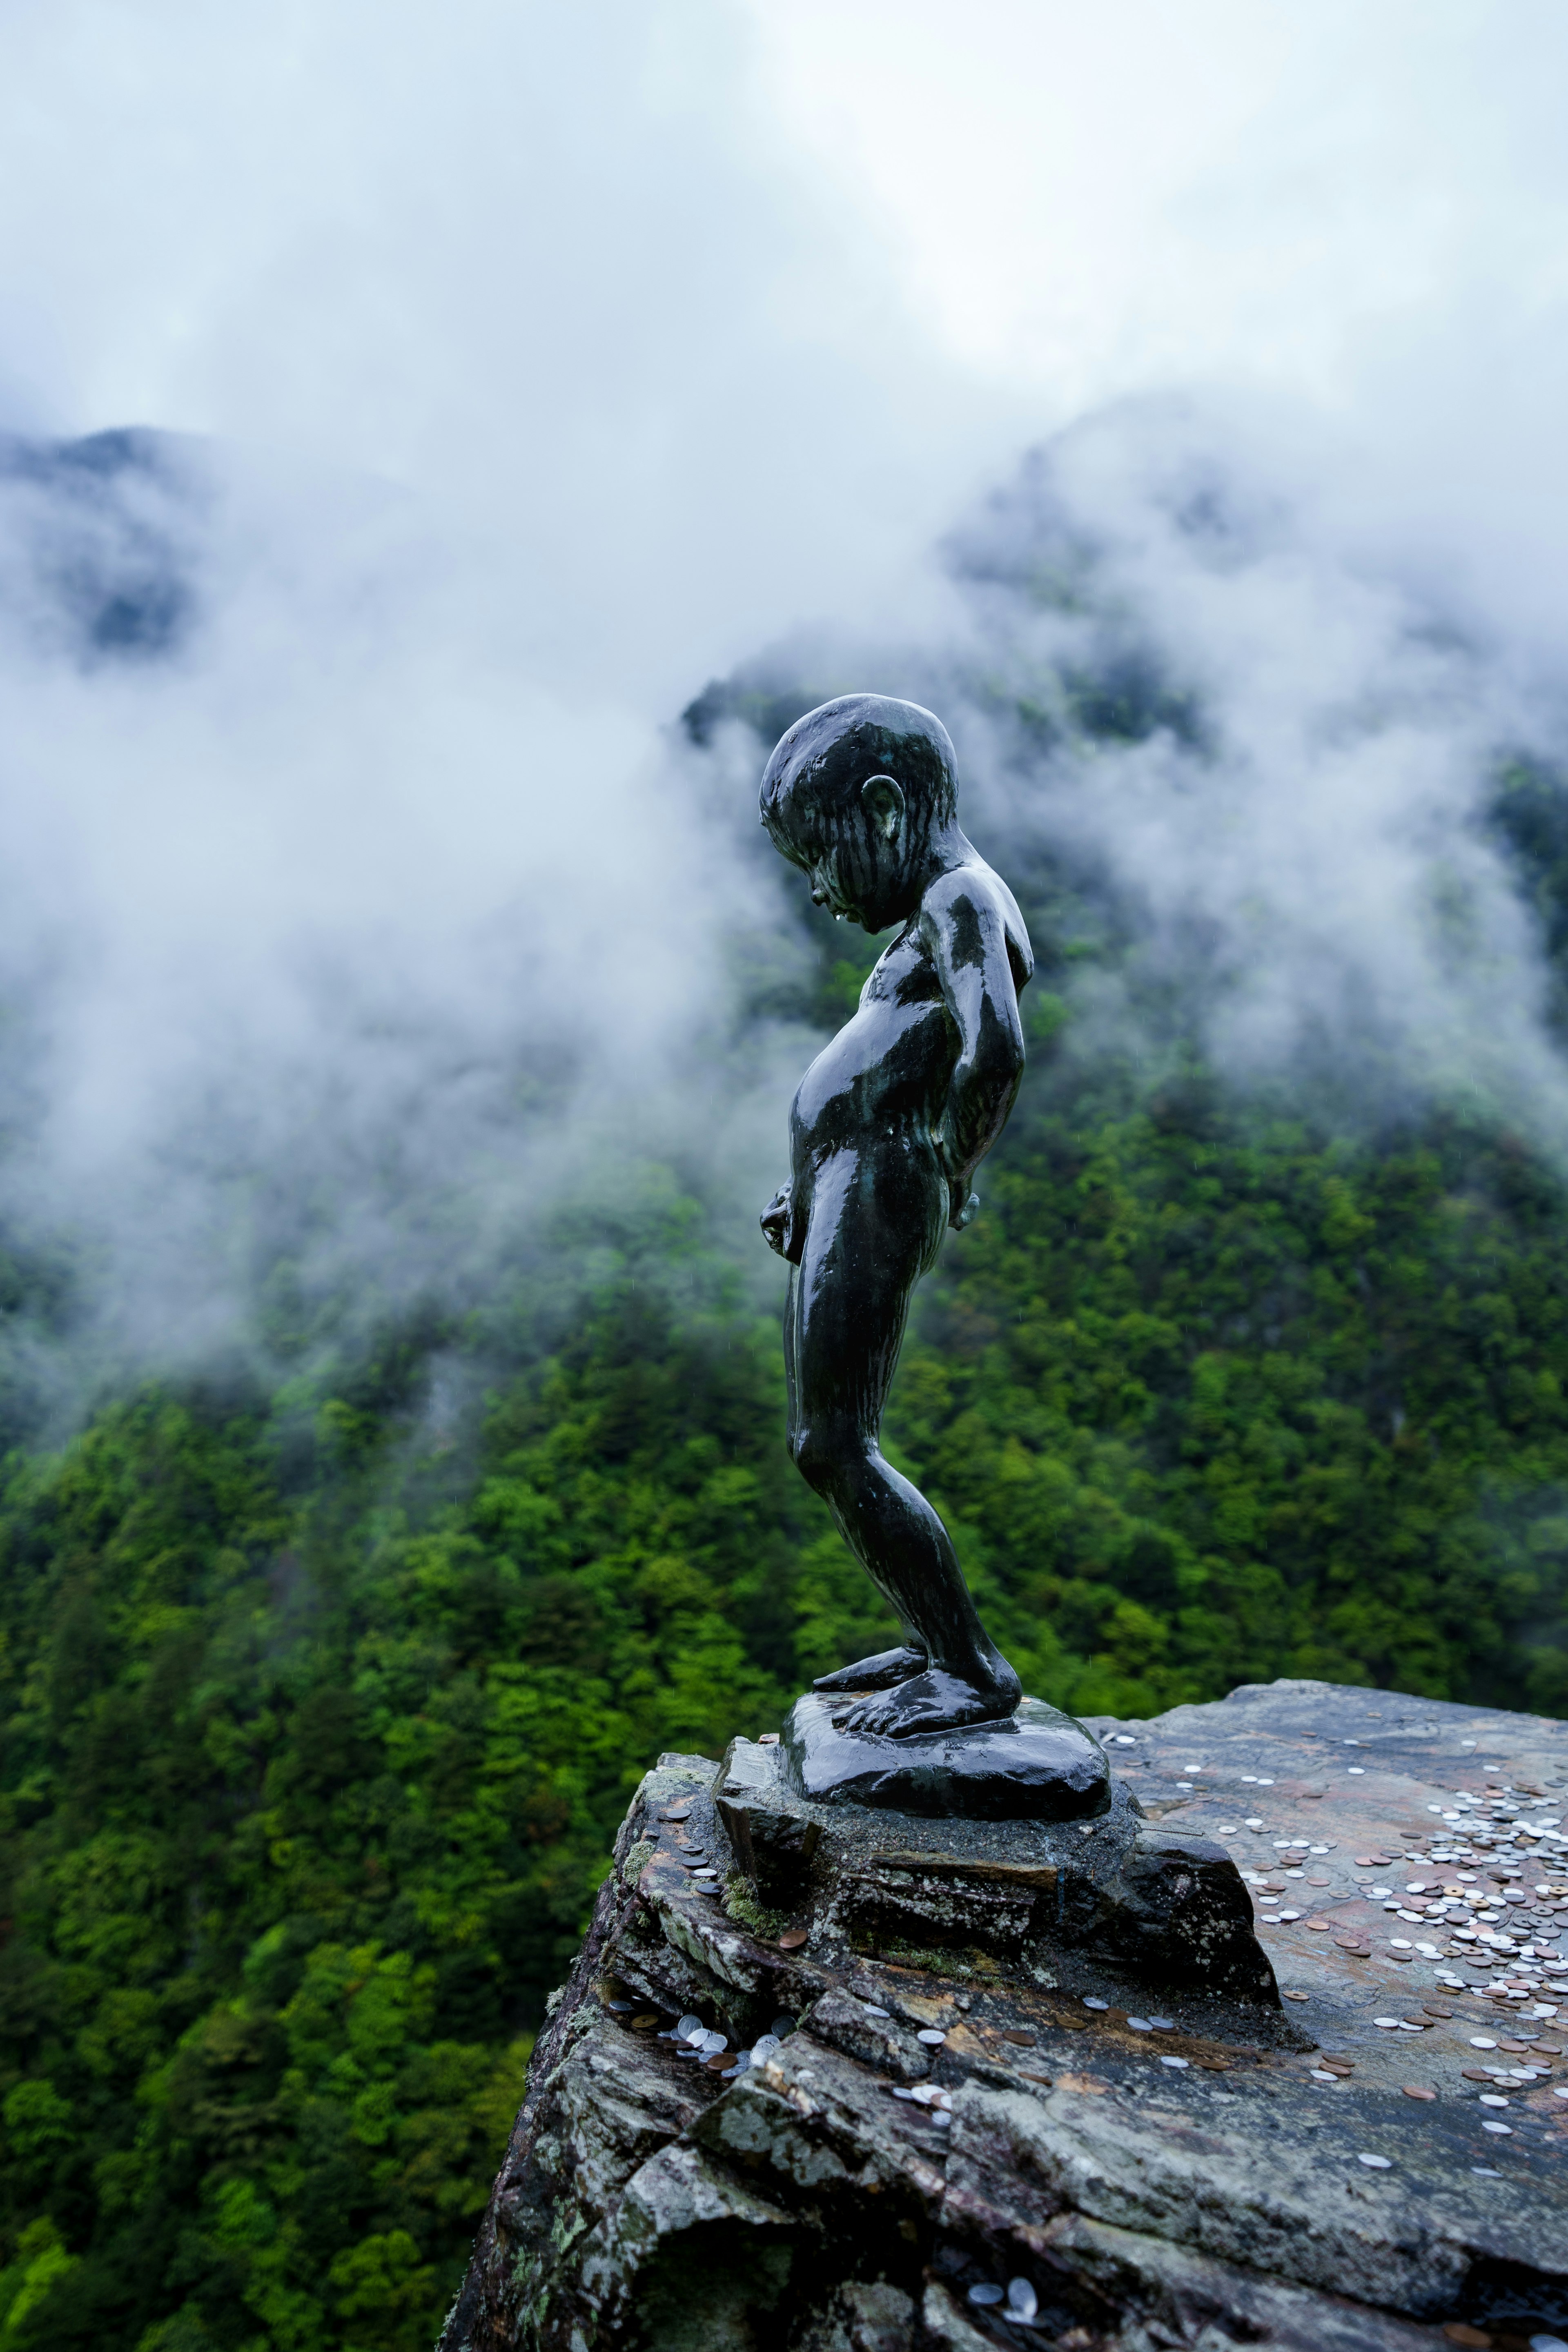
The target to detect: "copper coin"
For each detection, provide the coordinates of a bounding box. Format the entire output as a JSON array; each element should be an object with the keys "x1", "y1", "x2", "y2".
[
  {"x1": 1307, "y1": 1920, "x2": 1333, "y2": 1933},
  {"x1": 1442, "y1": 2326, "x2": 1492, "y2": 2348},
  {"x1": 1401, "y1": 2085, "x2": 1437, "y2": 2100},
  {"x1": 1423, "y1": 2006, "x2": 1453, "y2": 2018},
  {"x1": 1002, "y1": 2030, "x2": 1037, "y2": 2047},
  {"x1": 778, "y1": 1929, "x2": 808, "y2": 1950},
  {"x1": 630, "y1": 2013, "x2": 659, "y2": 2030}
]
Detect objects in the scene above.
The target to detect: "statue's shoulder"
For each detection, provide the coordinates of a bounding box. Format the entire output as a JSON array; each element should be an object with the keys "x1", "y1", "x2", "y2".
[{"x1": 919, "y1": 860, "x2": 1034, "y2": 986}]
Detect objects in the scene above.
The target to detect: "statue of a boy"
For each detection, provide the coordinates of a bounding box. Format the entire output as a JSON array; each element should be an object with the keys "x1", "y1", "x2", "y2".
[{"x1": 760, "y1": 694, "x2": 1033, "y2": 1740}]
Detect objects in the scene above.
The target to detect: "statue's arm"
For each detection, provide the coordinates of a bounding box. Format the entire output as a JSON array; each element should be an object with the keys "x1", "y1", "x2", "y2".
[{"x1": 919, "y1": 869, "x2": 1028, "y2": 1225}]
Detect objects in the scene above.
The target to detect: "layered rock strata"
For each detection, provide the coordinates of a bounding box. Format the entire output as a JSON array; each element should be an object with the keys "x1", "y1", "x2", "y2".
[{"x1": 439, "y1": 1679, "x2": 1568, "y2": 2352}]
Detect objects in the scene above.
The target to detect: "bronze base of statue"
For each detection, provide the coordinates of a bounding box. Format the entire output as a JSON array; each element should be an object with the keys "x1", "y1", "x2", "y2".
[{"x1": 779, "y1": 1692, "x2": 1111, "y2": 1822}]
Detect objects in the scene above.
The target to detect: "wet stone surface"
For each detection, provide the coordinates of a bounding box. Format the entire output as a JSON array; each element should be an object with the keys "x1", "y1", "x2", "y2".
[{"x1": 439, "y1": 1679, "x2": 1568, "y2": 2352}]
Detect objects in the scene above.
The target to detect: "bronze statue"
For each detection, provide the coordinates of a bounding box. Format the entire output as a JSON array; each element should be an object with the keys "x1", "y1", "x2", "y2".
[{"x1": 761, "y1": 694, "x2": 1033, "y2": 1741}]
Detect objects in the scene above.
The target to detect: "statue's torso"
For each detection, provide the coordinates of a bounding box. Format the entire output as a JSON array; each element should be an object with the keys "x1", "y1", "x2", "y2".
[{"x1": 789, "y1": 923, "x2": 955, "y2": 1187}]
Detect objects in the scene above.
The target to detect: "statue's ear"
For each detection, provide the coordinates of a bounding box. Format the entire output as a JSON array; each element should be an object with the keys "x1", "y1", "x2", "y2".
[{"x1": 861, "y1": 774, "x2": 905, "y2": 844}]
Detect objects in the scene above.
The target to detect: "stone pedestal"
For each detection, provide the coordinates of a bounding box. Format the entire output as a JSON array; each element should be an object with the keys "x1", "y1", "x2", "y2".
[{"x1": 439, "y1": 1679, "x2": 1568, "y2": 2352}]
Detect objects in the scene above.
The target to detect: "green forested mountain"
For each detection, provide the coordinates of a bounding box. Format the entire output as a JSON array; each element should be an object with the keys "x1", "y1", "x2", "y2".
[{"x1": 5, "y1": 642, "x2": 1568, "y2": 2341}]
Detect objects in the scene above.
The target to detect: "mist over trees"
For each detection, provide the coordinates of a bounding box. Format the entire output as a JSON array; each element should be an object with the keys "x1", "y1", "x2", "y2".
[{"x1": 5, "y1": 414, "x2": 1568, "y2": 2343}]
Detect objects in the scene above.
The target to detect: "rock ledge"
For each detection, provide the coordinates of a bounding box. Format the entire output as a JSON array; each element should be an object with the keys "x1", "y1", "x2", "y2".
[{"x1": 439, "y1": 1680, "x2": 1568, "y2": 2352}]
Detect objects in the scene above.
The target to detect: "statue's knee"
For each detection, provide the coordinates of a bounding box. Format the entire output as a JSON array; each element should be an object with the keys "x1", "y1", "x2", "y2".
[{"x1": 790, "y1": 1420, "x2": 846, "y2": 1493}]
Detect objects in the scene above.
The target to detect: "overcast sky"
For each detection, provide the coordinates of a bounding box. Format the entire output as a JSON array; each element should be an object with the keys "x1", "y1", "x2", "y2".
[{"x1": 3, "y1": 0, "x2": 1565, "y2": 702}]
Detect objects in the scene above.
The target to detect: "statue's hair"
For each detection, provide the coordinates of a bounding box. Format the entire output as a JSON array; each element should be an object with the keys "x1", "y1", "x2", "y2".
[{"x1": 759, "y1": 694, "x2": 958, "y2": 843}]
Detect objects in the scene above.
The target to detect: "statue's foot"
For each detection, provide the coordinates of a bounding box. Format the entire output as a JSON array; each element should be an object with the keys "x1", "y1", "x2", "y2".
[
  {"x1": 813, "y1": 1645, "x2": 927, "y2": 1693},
  {"x1": 839, "y1": 1660, "x2": 1022, "y2": 1741}
]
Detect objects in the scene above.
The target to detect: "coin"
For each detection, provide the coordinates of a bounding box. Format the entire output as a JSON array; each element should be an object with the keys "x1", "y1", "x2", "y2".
[{"x1": 778, "y1": 1929, "x2": 808, "y2": 1950}]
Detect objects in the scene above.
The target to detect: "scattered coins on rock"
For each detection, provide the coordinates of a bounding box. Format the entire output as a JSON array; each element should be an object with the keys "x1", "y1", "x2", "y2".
[
  {"x1": 1402, "y1": 2086, "x2": 1437, "y2": 2100},
  {"x1": 1356, "y1": 2152, "x2": 1393, "y2": 2168},
  {"x1": 917, "y1": 2028, "x2": 947, "y2": 2046},
  {"x1": 1007, "y1": 2280, "x2": 1038, "y2": 2322},
  {"x1": 967, "y1": 2285, "x2": 1003, "y2": 2307}
]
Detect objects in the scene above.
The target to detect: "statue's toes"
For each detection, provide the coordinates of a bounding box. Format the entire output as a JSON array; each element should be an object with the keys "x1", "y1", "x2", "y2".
[{"x1": 840, "y1": 1691, "x2": 898, "y2": 1735}]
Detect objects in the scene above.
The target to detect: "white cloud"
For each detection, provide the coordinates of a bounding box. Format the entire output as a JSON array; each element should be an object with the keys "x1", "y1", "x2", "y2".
[{"x1": 1, "y1": 0, "x2": 1568, "y2": 1418}]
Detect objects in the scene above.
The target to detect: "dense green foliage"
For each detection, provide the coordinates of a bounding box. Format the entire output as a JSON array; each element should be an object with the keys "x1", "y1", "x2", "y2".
[{"x1": 6, "y1": 685, "x2": 1568, "y2": 2343}]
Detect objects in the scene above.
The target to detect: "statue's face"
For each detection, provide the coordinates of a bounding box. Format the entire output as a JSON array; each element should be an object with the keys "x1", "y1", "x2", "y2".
[{"x1": 768, "y1": 790, "x2": 902, "y2": 931}]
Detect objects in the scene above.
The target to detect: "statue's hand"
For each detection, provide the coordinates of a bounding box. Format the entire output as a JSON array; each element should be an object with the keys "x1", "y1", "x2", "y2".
[
  {"x1": 951, "y1": 1186, "x2": 980, "y2": 1232},
  {"x1": 761, "y1": 1184, "x2": 798, "y2": 1261}
]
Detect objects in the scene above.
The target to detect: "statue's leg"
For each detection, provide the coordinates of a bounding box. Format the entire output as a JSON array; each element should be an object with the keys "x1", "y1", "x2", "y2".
[{"x1": 788, "y1": 1145, "x2": 1019, "y2": 1737}]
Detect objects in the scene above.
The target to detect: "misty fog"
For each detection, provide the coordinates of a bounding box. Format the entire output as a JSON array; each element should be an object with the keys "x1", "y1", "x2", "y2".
[{"x1": 3, "y1": 0, "x2": 1568, "y2": 1433}]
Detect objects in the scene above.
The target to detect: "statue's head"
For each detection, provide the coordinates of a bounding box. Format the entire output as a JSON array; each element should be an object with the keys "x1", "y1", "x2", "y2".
[{"x1": 758, "y1": 693, "x2": 960, "y2": 932}]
